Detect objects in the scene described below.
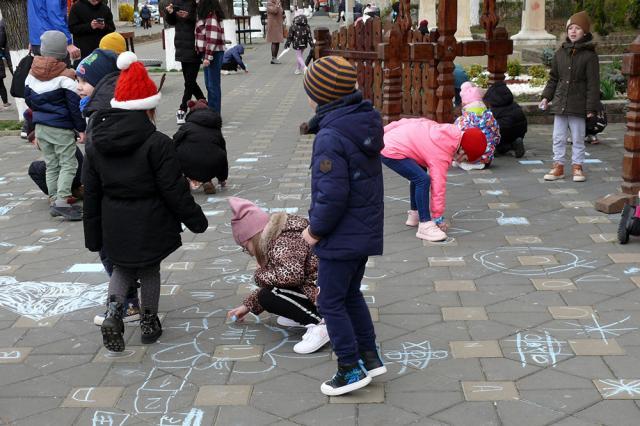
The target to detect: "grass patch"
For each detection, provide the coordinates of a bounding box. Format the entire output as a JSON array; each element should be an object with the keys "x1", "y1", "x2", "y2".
[{"x1": 0, "y1": 120, "x2": 23, "y2": 131}]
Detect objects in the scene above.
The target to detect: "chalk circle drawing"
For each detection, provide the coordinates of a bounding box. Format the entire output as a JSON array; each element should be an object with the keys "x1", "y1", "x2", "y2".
[
  {"x1": 546, "y1": 314, "x2": 637, "y2": 343},
  {"x1": 38, "y1": 236, "x2": 61, "y2": 244},
  {"x1": 597, "y1": 380, "x2": 640, "y2": 398},
  {"x1": 575, "y1": 274, "x2": 620, "y2": 282},
  {"x1": 0, "y1": 276, "x2": 107, "y2": 320},
  {"x1": 473, "y1": 246, "x2": 597, "y2": 276},
  {"x1": 383, "y1": 340, "x2": 448, "y2": 375},
  {"x1": 223, "y1": 274, "x2": 254, "y2": 285},
  {"x1": 218, "y1": 245, "x2": 242, "y2": 253},
  {"x1": 506, "y1": 331, "x2": 570, "y2": 367}
]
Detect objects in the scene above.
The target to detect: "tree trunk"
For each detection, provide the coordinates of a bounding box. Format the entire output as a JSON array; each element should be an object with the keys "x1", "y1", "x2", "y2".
[
  {"x1": 248, "y1": 0, "x2": 260, "y2": 16},
  {"x1": 0, "y1": 0, "x2": 29, "y2": 51},
  {"x1": 221, "y1": 0, "x2": 234, "y2": 19}
]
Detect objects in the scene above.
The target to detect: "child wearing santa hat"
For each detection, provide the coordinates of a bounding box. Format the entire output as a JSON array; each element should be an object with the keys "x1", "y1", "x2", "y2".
[
  {"x1": 382, "y1": 118, "x2": 487, "y2": 241},
  {"x1": 226, "y1": 197, "x2": 329, "y2": 354},
  {"x1": 454, "y1": 82, "x2": 501, "y2": 170},
  {"x1": 82, "y1": 51, "x2": 208, "y2": 353}
]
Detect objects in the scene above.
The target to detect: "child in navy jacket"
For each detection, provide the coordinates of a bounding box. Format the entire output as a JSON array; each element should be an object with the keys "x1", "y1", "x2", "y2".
[{"x1": 301, "y1": 56, "x2": 386, "y2": 396}]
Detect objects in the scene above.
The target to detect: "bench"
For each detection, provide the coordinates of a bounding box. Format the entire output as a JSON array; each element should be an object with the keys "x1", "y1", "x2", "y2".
[{"x1": 234, "y1": 16, "x2": 262, "y2": 45}]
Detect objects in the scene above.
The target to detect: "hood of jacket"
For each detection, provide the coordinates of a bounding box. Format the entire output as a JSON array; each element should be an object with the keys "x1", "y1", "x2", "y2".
[
  {"x1": 84, "y1": 71, "x2": 119, "y2": 116},
  {"x1": 308, "y1": 91, "x2": 384, "y2": 158},
  {"x1": 91, "y1": 109, "x2": 156, "y2": 156},
  {"x1": 561, "y1": 32, "x2": 596, "y2": 51},
  {"x1": 484, "y1": 81, "x2": 513, "y2": 108},
  {"x1": 186, "y1": 107, "x2": 222, "y2": 129},
  {"x1": 259, "y1": 213, "x2": 308, "y2": 257},
  {"x1": 30, "y1": 56, "x2": 75, "y2": 81},
  {"x1": 293, "y1": 15, "x2": 308, "y2": 26}
]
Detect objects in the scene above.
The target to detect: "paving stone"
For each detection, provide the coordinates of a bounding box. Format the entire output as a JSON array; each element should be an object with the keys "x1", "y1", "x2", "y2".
[
  {"x1": 462, "y1": 381, "x2": 519, "y2": 401},
  {"x1": 450, "y1": 340, "x2": 503, "y2": 358},
  {"x1": 213, "y1": 345, "x2": 264, "y2": 361},
  {"x1": 593, "y1": 379, "x2": 640, "y2": 399},
  {"x1": 562, "y1": 201, "x2": 594, "y2": 208},
  {"x1": 428, "y1": 256, "x2": 466, "y2": 267},
  {"x1": 12, "y1": 316, "x2": 60, "y2": 327},
  {"x1": 195, "y1": 384, "x2": 252, "y2": 405},
  {"x1": 575, "y1": 400, "x2": 640, "y2": 426},
  {"x1": 61, "y1": 386, "x2": 124, "y2": 407},
  {"x1": 589, "y1": 233, "x2": 617, "y2": 243},
  {"x1": 531, "y1": 278, "x2": 577, "y2": 291},
  {"x1": 488, "y1": 203, "x2": 519, "y2": 209},
  {"x1": 504, "y1": 235, "x2": 542, "y2": 244},
  {"x1": 92, "y1": 346, "x2": 147, "y2": 363},
  {"x1": 548, "y1": 306, "x2": 595, "y2": 319},
  {"x1": 518, "y1": 255, "x2": 559, "y2": 266},
  {"x1": 434, "y1": 280, "x2": 477, "y2": 291},
  {"x1": 568, "y1": 339, "x2": 626, "y2": 356},
  {"x1": 0, "y1": 347, "x2": 31, "y2": 363},
  {"x1": 609, "y1": 253, "x2": 640, "y2": 263},
  {"x1": 329, "y1": 382, "x2": 385, "y2": 403},
  {"x1": 442, "y1": 307, "x2": 488, "y2": 321},
  {"x1": 548, "y1": 188, "x2": 578, "y2": 194},
  {"x1": 575, "y1": 216, "x2": 611, "y2": 224}
]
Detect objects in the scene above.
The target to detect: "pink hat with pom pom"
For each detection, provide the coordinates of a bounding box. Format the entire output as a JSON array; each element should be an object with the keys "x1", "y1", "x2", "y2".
[{"x1": 460, "y1": 82, "x2": 485, "y2": 106}]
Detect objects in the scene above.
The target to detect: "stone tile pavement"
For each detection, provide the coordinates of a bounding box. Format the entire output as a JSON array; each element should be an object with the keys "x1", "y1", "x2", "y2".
[{"x1": 0, "y1": 15, "x2": 640, "y2": 426}]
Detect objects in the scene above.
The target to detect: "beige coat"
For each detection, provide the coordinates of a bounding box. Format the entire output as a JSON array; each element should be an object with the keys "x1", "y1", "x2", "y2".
[{"x1": 266, "y1": 0, "x2": 284, "y2": 43}]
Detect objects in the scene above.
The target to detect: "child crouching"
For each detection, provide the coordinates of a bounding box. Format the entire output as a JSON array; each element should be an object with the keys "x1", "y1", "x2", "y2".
[
  {"x1": 227, "y1": 197, "x2": 329, "y2": 354},
  {"x1": 83, "y1": 52, "x2": 208, "y2": 352}
]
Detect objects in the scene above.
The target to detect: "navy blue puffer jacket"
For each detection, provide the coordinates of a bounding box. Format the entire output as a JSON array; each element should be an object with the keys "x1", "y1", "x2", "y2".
[{"x1": 306, "y1": 91, "x2": 384, "y2": 260}]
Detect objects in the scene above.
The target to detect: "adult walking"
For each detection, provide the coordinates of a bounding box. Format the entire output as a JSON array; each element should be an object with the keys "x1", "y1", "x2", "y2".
[
  {"x1": 195, "y1": 0, "x2": 226, "y2": 113},
  {"x1": 165, "y1": 0, "x2": 206, "y2": 124},
  {"x1": 68, "y1": 0, "x2": 116, "y2": 60},
  {"x1": 141, "y1": 4, "x2": 152, "y2": 30},
  {"x1": 266, "y1": 0, "x2": 285, "y2": 64}
]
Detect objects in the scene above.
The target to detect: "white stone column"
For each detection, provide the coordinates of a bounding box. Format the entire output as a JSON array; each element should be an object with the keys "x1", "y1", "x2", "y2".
[
  {"x1": 163, "y1": 28, "x2": 182, "y2": 72},
  {"x1": 9, "y1": 50, "x2": 29, "y2": 121},
  {"x1": 345, "y1": 0, "x2": 353, "y2": 24},
  {"x1": 511, "y1": 0, "x2": 556, "y2": 47},
  {"x1": 223, "y1": 19, "x2": 239, "y2": 47},
  {"x1": 418, "y1": 0, "x2": 436, "y2": 29},
  {"x1": 470, "y1": 0, "x2": 480, "y2": 26},
  {"x1": 455, "y1": 0, "x2": 473, "y2": 41}
]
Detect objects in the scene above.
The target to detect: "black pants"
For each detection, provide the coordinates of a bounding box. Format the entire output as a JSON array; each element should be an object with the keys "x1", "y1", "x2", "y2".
[
  {"x1": 0, "y1": 79, "x2": 7, "y2": 104},
  {"x1": 257, "y1": 287, "x2": 322, "y2": 326},
  {"x1": 180, "y1": 61, "x2": 205, "y2": 111},
  {"x1": 495, "y1": 126, "x2": 526, "y2": 154},
  {"x1": 28, "y1": 146, "x2": 83, "y2": 194},
  {"x1": 221, "y1": 59, "x2": 239, "y2": 71}
]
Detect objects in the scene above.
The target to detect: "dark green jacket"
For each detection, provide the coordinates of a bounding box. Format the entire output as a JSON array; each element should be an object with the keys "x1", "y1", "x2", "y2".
[{"x1": 541, "y1": 34, "x2": 600, "y2": 117}]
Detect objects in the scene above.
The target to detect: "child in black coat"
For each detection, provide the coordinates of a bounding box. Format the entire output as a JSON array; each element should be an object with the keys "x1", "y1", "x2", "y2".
[
  {"x1": 285, "y1": 13, "x2": 313, "y2": 75},
  {"x1": 83, "y1": 52, "x2": 208, "y2": 352},
  {"x1": 484, "y1": 81, "x2": 527, "y2": 158},
  {"x1": 172, "y1": 99, "x2": 229, "y2": 194}
]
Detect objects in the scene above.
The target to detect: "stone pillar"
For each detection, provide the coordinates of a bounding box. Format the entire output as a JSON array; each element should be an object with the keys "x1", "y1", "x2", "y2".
[
  {"x1": 418, "y1": 0, "x2": 436, "y2": 28},
  {"x1": 163, "y1": 28, "x2": 182, "y2": 71},
  {"x1": 345, "y1": 0, "x2": 353, "y2": 24},
  {"x1": 455, "y1": 0, "x2": 473, "y2": 41},
  {"x1": 470, "y1": 0, "x2": 480, "y2": 26},
  {"x1": 511, "y1": 0, "x2": 556, "y2": 47}
]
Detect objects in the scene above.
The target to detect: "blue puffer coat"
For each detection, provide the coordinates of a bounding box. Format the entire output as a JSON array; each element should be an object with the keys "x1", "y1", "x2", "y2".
[{"x1": 306, "y1": 91, "x2": 384, "y2": 260}]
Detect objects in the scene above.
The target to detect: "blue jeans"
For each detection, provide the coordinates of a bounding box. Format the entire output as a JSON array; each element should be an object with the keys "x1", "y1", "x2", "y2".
[
  {"x1": 381, "y1": 156, "x2": 431, "y2": 222},
  {"x1": 204, "y1": 51, "x2": 224, "y2": 113},
  {"x1": 317, "y1": 257, "x2": 377, "y2": 365}
]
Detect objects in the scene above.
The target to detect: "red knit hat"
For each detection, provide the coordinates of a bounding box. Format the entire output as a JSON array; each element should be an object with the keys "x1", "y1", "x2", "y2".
[
  {"x1": 460, "y1": 127, "x2": 487, "y2": 163},
  {"x1": 111, "y1": 52, "x2": 161, "y2": 110}
]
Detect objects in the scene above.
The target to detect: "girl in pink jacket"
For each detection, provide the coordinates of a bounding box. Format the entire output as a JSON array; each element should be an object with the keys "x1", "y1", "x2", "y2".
[{"x1": 382, "y1": 118, "x2": 487, "y2": 241}]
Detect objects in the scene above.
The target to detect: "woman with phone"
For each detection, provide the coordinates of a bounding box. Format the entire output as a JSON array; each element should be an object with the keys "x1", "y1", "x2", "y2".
[{"x1": 69, "y1": 0, "x2": 116, "y2": 61}]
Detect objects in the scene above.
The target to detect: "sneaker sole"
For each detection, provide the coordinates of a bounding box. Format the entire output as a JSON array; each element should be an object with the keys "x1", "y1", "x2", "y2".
[
  {"x1": 573, "y1": 177, "x2": 586, "y2": 182},
  {"x1": 94, "y1": 313, "x2": 140, "y2": 326},
  {"x1": 101, "y1": 320, "x2": 125, "y2": 352},
  {"x1": 366, "y1": 365, "x2": 387, "y2": 378},
  {"x1": 320, "y1": 375, "x2": 372, "y2": 396},
  {"x1": 141, "y1": 329, "x2": 162, "y2": 345},
  {"x1": 293, "y1": 335, "x2": 330, "y2": 354},
  {"x1": 415, "y1": 232, "x2": 447, "y2": 242},
  {"x1": 543, "y1": 176, "x2": 564, "y2": 181}
]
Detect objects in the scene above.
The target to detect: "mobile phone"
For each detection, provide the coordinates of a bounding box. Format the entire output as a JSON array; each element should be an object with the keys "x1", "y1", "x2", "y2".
[{"x1": 96, "y1": 18, "x2": 105, "y2": 23}]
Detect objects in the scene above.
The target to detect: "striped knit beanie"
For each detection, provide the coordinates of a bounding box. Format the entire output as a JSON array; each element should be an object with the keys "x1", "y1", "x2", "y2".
[{"x1": 303, "y1": 56, "x2": 357, "y2": 105}]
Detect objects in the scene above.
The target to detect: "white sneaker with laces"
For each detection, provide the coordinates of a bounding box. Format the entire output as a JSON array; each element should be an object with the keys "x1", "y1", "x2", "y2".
[
  {"x1": 277, "y1": 316, "x2": 303, "y2": 327},
  {"x1": 294, "y1": 323, "x2": 330, "y2": 354}
]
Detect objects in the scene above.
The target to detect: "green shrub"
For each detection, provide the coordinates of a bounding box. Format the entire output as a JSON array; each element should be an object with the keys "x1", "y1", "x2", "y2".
[
  {"x1": 541, "y1": 48, "x2": 554, "y2": 68},
  {"x1": 528, "y1": 64, "x2": 548, "y2": 80},
  {"x1": 474, "y1": 74, "x2": 489, "y2": 89},
  {"x1": 630, "y1": 0, "x2": 640, "y2": 28},
  {"x1": 507, "y1": 59, "x2": 522, "y2": 78},
  {"x1": 600, "y1": 78, "x2": 616, "y2": 100},
  {"x1": 465, "y1": 64, "x2": 484, "y2": 80},
  {"x1": 530, "y1": 77, "x2": 547, "y2": 87},
  {"x1": 119, "y1": 4, "x2": 134, "y2": 22}
]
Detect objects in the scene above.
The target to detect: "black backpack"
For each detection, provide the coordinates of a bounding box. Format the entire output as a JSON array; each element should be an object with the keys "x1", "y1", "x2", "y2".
[{"x1": 10, "y1": 54, "x2": 33, "y2": 99}]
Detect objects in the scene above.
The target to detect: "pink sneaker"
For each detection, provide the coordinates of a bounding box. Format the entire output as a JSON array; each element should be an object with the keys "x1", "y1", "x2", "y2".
[
  {"x1": 416, "y1": 221, "x2": 447, "y2": 242},
  {"x1": 405, "y1": 210, "x2": 419, "y2": 227}
]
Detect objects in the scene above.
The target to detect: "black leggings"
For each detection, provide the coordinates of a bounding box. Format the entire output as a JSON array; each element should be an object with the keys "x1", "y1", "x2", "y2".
[
  {"x1": 271, "y1": 43, "x2": 280, "y2": 59},
  {"x1": 257, "y1": 287, "x2": 321, "y2": 325},
  {"x1": 0, "y1": 79, "x2": 6, "y2": 103},
  {"x1": 180, "y1": 61, "x2": 205, "y2": 111}
]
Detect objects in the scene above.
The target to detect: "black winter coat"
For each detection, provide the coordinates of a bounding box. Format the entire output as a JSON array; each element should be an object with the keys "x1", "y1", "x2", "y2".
[
  {"x1": 165, "y1": 0, "x2": 200, "y2": 63},
  {"x1": 83, "y1": 109, "x2": 208, "y2": 268},
  {"x1": 285, "y1": 15, "x2": 313, "y2": 50},
  {"x1": 484, "y1": 81, "x2": 527, "y2": 144},
  {"x1": 541, "y1": 33, "x2": 600, "y2": 117},
  {"x1": 173, "y1": 108, "x2": 229, "y2": 183},
  {"x1": 68, "y1": 0, "x2": 116, "y2": 60},
  {"x1": 83, "y1": 71, "x2": 118, "y2": 147}
]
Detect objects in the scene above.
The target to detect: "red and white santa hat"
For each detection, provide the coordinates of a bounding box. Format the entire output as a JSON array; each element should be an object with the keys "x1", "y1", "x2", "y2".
[{"x1": 111, "y1": 51, "x2": 161, "y2": 110}]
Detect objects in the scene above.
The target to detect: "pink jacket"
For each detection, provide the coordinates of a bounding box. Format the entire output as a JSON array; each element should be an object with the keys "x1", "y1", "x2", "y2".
[{"x1": 382, "y1": 118, "x2": 461, "y2": 219}]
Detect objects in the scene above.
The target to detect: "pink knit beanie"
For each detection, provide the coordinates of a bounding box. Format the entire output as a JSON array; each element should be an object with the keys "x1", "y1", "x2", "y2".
[
  {"x1": 460, "y1": 82, "x2": 485, "y2": 106},
  {"x1": 229, "y1": 197, "x2": 270, "y2": 245}
]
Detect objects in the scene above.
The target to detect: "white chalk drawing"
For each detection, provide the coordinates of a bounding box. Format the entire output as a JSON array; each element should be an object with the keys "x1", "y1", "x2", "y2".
[
  {"x1": 268, "y1": 207, "x2": 299, "y2": 214},
  {"x1": 72, "y1": 387, "x2": 96, "y2": 403},
  {"x1": 218, "y1": 245, "x2": 242, "y2": 252},
  {"x1": 206, "y1": 196, "x2": 226, "y2": 204},
  {"x1": 92, "y1": 409, "x2": 202, "y2": 426},
  {"x1": 0, "y1": 350, "x2": 22, "y2": 360},
  {"x1": 236, "y1": 158, "x2": 258, "y2": 163},
  {"x1": 14, "y1": 245, "x2": 42, "y2": 253},
  {"x1": 0, "y1": 242, "x2": 14, "y2": 247},
  {"x1": 66, "y1": 263, "x2": 107, "y2": 273},
  {"x1": 624, "y1": 267, "x2": 640, "y2": 275},
  {"x1": 448, "y1": 227, "x2": 472, "y2": 235},
  {"x1": 203, "y1": 210, "x2": 224, "y2": 217},
  {"x1": 383, "y1": 341, "x2": 448, "y2": 374},
  {"x1": 546, "y1": 314, "x2": 637, "y2": 343},
  {"x1": 508, "y1": 331, "x2": 570, "y2": 367},
  {"x1": 575, "y1": 274, "x2": 620, "y2": 282},
  {"x1": 38, "y1": 236, "x2": 61, "y2": 244},
  {"x1": 277, "y1": 193, "x2": 302, "y2": 200},
  {"x1": 223, "y1": 274, "x2": 254, "y2": 285},
  {"x1": 384, "y1": 195, "x2": 410, "y2": 204},
  {"x1": 497, "y1": 217, "x2": 530, "y2": 226},
  {"x1": 597, "y1": 380, "x2": 640, "y2": 398},
  {"x1": 583, "y1": 159, "x2": 602, "y2": 164},
  {"x1": 231, "y1": 176, "x2": 273, "y2": 199},
  {"x1": 483, "y1": 190, "x2": 505, "y2": 196},
  {"x1": 519, "y1": 160, "x2": 544, "y2": 165},
  {"x1": 474, "y1": 247, "x2": 597, "y2": 276},
  {"x1": 92, "y1": 411, "x2": 130, "y2": 426},
  {"x1": 471, "y1": 384, "x2": 504, "y2": 393},
  {"x1": 0, "y1": 201, "x2": 21, "y2": 216},
  {"x1": 0, "y1": 276, "x2": 107, "y2": 320},
  {"x1": 452, "y1": 209, "x2": 504, "y2": 222}
]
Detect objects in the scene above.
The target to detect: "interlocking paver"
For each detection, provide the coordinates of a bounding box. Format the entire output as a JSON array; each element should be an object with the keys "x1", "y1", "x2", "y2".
[
  {"x1": 462, "y1": 381, "x2": 519, "y2": 401},
  {"x1": 450, "y1": 340, "x2": 503, "y2": 358}
]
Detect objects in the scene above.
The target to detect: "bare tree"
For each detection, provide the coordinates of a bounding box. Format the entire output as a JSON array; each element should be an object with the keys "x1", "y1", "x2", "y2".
[
  {"x1": 220, "y1": 0, "x2": 234, "y2": 18},
  {"x1": 0, "y1": 0, "x2": 28, "y2": 51},
  {"x1": 248, "y1": 0, "x2": 260, "y2": 16}
]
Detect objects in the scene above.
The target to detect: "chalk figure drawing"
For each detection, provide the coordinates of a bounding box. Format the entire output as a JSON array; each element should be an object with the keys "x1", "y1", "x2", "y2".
[
  {"x1": 474, "y1": 247, "x2": 596, "y2": 276},
  {"x1": 383, "y1": 341, "x2": 448, "y2": 374}
]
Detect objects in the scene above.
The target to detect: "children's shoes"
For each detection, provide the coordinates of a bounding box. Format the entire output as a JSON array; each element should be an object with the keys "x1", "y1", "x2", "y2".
[
  {"x1": 320, "y1": 363, "x2": 371, "y2": 396},
  {"x1": 405, "y1": 210, "x2": 419, "y2": 227},
  {"x1": 293, "y1": 323, "x2": 330, "y2": 354},
  {"x1": 416, "y1": 221, "x2": 447, "y2": 242}
]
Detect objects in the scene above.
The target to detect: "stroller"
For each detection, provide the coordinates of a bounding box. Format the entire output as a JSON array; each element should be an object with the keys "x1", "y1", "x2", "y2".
[{"x1": 618, "y1": 199, "x2": 640, "y2": 244}]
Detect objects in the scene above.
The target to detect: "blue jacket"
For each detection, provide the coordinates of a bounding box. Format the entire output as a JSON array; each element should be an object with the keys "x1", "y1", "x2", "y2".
[
  {"x1": 24, "y1": 56, "x2": 86, "y2": 132},
  {"x1": 223, "y1": 45, "x2": 246, "y2": 70},
  {"x1": 307, "y1": 91, "x2": 384, "y2": 260},
  {"x1": 28, "y1": 0, "x2": 72, "y2": 46}
]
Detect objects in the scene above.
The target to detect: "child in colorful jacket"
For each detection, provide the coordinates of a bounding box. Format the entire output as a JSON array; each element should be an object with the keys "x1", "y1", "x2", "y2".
[
  {"x1": 226, "y1": 197, "x2": 328, "y2": 354},
  {"x1": 285, "y1": 13, "x2": 313, "y2": 75},
  {"x1": 454, "y1": 82, "x2": 500, "y2": 169},
  {"x1": 382, "y1": 118, "x2": 487, "y2": 241}
]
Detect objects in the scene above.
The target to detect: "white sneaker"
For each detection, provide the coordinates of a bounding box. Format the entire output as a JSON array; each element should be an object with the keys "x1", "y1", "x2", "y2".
[
  {"x1": 294, "y1": 323, "x2": 330, "y2": 354},
  {"x1": 294, "y1": 69, "x2": 302, "y2": 75},
  {"x1": 176, "y1": 110, "x2": 186, "y2": 125},
  {"x1": 221, "y1": 70, "x2": 230, "y2": 75},
  {"x1": 277, "y1": 316, "x2": 303, "y2": 327}
]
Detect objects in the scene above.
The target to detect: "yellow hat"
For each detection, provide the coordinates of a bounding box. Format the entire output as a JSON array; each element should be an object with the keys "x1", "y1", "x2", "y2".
[{"x1": 99, "y1": 33, "x2": 127, "y2": 55}]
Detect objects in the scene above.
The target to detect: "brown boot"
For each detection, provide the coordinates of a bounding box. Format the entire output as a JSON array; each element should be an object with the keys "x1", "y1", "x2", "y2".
[
  {"x1": 572, "y1": 164, "x2": 586, "y2": 182},
  {"x1": 543, "y1": 163, "x2": 564, "y2": 181},
  {"x1": 203, "y1": 181, "x2": 216, "y2": 194}
]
